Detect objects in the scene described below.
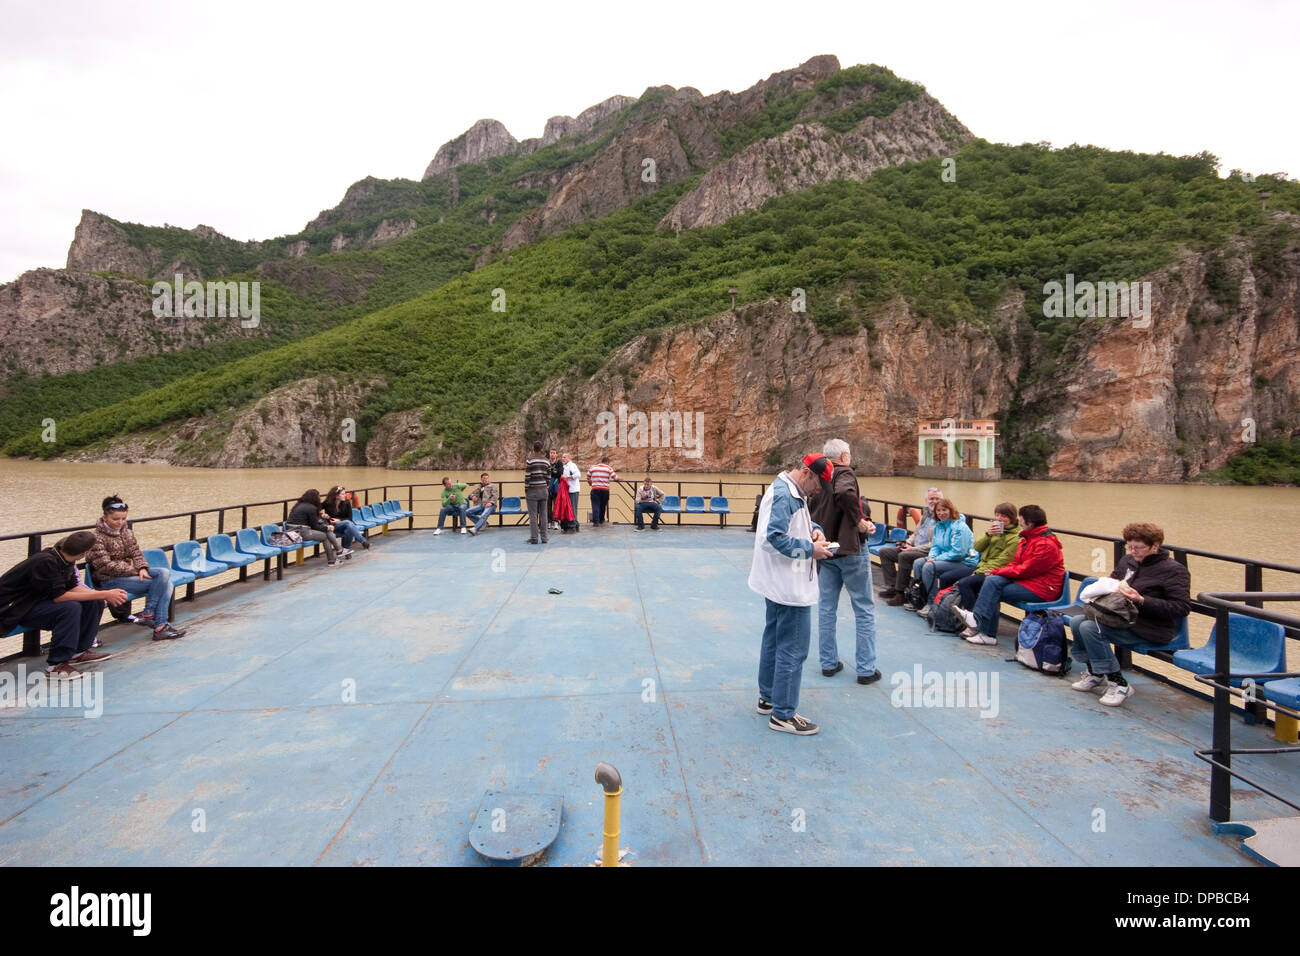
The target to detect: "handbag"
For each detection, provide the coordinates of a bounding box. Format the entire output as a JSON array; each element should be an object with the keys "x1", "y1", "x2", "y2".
[{"x1": 1084, "y1": 590, "x2": 1139, "y2": 628}]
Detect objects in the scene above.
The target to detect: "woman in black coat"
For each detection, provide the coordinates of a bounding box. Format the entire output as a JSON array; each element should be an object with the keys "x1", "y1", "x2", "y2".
[{"x1": 287, "y1": 489, "x2": 344, "y2": 566}]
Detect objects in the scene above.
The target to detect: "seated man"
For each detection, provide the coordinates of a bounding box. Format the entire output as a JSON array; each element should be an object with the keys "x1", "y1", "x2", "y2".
[
  {"x1": 434, "y1": 477, "x2": 470, "y2": 535},
  {"x1": 89, "y1": 495, "x2": 186, "y2": 640},
  {"x1": 955, "y1": 502, "x2": 1021, "y2": 612},
  {"x1": 464, "y1": 473, "x2": 498, "y2": 536},
  {"x1": 877, "y1": 487, "x2": 942, "y2": 605},
  {"x1": 0, "y1": 530, "x2": 128, "y2": 680},
  {"x1": 959, "y1": 504, "x2": 1064, "y2": 645},
  {"x1": 634, "y1": 478, "x2": 665, "y2": 530},
  {"x1": 1068, "y1": 522, "x2": 1191, "y2": 707}
]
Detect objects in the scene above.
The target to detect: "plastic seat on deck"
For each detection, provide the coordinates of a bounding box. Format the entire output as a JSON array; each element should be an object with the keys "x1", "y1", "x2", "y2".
[
  {"x1": 259, "y1": 524, "x2": 303, "y2": 554},
  {"x1": 685, "y1": 496, "x2": 706, "y2": 514},
  {"x1": 360, "y1": 505, "x2": 388, "y2": 530},
  {"x1": 205, "y1": 535, "x2": 256, "y2": 569},
  {"x1": 235, "y1": 528, "x2": 279, "y2": 560},
  {"x1": 144, "y1": 548, "x2": 195, "y2": 588},
  {"x1": 708, "y1": 497, "x2": 730, "y2": 523},
  {"x1": 1010, "y1": 576, "x2": 1073, "y2": 613},
  {"x1": 498, "y1": 497, "x2": 524, "y2": 525},
  {"x1": 661, "y1": 496, "x2": 682, "y2": 514},
  {"x1": 868, "y1": 527, "x2": 908, "y2": 556},
  {"x1": 172, "y1": 541, "x2": 231, "y2": 578},
  {"x1": 348, "y1": 509, "x2": 378, "y2": 530},
  {"x1": 386, "y1": 499, "x2": 413, "y2": 518},
  {"x1": 1172, "y1": 612, "x2": 1288, "y2": 687},
  {"x1": 863, "y1": 524, "x2": 887, "y2": 550}
]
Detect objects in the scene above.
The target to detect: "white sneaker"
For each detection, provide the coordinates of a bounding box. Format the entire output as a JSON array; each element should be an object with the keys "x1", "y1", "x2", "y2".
[
  {"x1": 1072, "y1": 671, "x2": 1110, "y2": 693},
  {"x1": 460, "y1": 527, "x2": 467, "y2": 534},
  {"x1": 965, "y1": 632, "x2": 998, "y2": 646},
  {"x1": 957, "y1": 607, "x2": 978, "y2": 630},
  {"x1": 917, "y1": 605, "x2": 931, "y2": 618},
  {"x1": 467, "y1": 525, "x2": 477, "y2": 536},
  {"x1": 339, "y1": 548, "x2": 354, "y2": 558},
  {"x1": 1100, "y1": 683, "x2": 1135, "y2": 707},
  {"x1": 433, "y1": 528, "x2": 442, "y2": 536},
  {"x1": 958, "y1": 625, "x2": 980, "y2": 639}
]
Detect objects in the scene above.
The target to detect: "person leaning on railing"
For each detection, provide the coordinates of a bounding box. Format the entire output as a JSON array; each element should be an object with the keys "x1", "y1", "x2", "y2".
[
  {"x1": 89, "y1": 495, "x2": 185, "y2": 640},
  {"x1": 0, "y1": 530, "x2": 127, "y2": 680},
  {"x1": 323, "y1": 486, "x2": 370, "y2": 552},
  {"x1": 287, "y1": 489, "x2": 344, "y2": 565},
  {"x1": 1067, "y1": 522, "x2": 1192, "y2": 708}
]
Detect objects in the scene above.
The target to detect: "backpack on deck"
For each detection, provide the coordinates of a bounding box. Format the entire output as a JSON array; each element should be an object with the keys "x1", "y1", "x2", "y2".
[
  {"x1": 903, "y1": 578, "x2": 928, "y2": 611},
  {"x1": 1013, "y1": 611, "x2": 1071, "y2": 675},
  {"x1": 927, "y1": 586, "x2": 964, "y2": 633}
]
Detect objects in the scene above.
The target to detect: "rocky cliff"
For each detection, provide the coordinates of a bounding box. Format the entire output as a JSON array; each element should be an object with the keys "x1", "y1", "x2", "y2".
[
  {"x1": 423, "y1": 119, "x2": 520, "y2": 179},
  {"x1": 65, "y1": 210, "x2": 261, "y2": 280},
  {"x1": 662, "y1": 97, "x2": 970, "y2": 230},
  {"x1": 0, "y1": 268, "x2": 256, "y2": 382}
]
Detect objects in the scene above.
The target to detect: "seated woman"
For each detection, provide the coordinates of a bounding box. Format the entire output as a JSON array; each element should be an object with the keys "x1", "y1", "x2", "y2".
[
  {"x1": 287, "y1": 489, "x2": 343, "y2": 566},
  {"x1": 914, "y1": 498, "x2": 978, "y2": 612},
  {"x1": 955, "y1": 502, "x2": 1021, "y2": 613},
  {"x1": 959, "y1": 504, "x2": 1064, "y2": 646},
  {"x1": 1067, "y1": 522, "x2": 1191, "y2": 707},
  {"x1": 323, "y1": 486, "x2": 369, "y2": 553}
]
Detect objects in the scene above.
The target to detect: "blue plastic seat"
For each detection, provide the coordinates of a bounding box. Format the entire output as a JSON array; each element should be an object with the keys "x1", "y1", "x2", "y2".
[
  {"x1": 1173, "y1": 612, "x2": 1288, "y2": 687},
  {"x1": 500, "y1": 496, "x2": 522, "y2": 514},
  {"x1": 868, "y1": 527, "x2": 908, "y2": 556},
  {"x1": 709, "y1": 496, "x2": 730, "y2": 513},
  {"x1": 863, "y1": 524, "x2": 887, "y2": 550},
  {"x1": 685, "y1": 496, "x2": 706, "y2": 513},
  {"x1": 348, "y1": 508, "x2": 378, "y2": 530},
  {"x1": 235, "y1": 528, "x2": 279, "y2": 560},
  {"x1": 360, "y1": 505, "x2": 387, "y2": 527},
  {"x1": 661, "y1": 496, "x2": 682, "y2": 514},
  {"x1": 1263, "y1": 678, "x2": 1300, "y2": 711},
  {"x1": 173, "y1": 541, "x2": 231, "y2": 578},
  {"x1": 386, "y1": 499, "x2": 413, "y2": 518},
  {"x1": 205, "y1": 535, "x2": 257, "y2": 569},
  {"x1": 1010, "y1": 576, "x2": 1073, "y2": 613},
  {"x1": 143, "y1": 548, "x2": 195, "y2": 588}
]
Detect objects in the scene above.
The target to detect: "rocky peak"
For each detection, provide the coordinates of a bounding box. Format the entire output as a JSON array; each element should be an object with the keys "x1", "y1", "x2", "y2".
[
  {"x1": 423, "y1": 119, "x2": 520, "y2": 179},
  {"x1": 537, "y1": 94, "x2": 636, "y2": 147},
  {"x1": 66, "y1": 210, "x2": 151, "y2": 276},
  {"x1": 306, "y1": 177, "x2": 379, "y2": 232}
]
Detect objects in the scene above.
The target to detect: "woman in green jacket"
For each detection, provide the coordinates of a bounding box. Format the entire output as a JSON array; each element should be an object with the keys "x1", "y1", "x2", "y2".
[{"x1": 955, "y1": 502, "x2": 1020, "y2": 610}]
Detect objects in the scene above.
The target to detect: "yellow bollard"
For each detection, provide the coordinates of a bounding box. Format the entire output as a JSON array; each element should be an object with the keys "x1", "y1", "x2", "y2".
[
  {"x1": 594, "y1": 762, "x2": 622, "y2": 867},
  {"x1": 1275, "y1": 712, "x2": 1299, "y2": 745}
]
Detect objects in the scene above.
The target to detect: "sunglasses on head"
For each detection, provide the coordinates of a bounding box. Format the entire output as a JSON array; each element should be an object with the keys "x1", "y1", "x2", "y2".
[{"x1": 106, "y1": 502, "x2": 128, "y2": 512}]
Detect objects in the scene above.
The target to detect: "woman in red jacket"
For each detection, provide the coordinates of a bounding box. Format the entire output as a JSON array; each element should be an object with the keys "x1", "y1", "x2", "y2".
[{"x1": 960, "y1": 504, "x2": 1064, "y2": 645}]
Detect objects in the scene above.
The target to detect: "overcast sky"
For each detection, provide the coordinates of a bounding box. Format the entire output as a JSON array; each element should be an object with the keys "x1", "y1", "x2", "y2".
[{"x1": 1, "y1": 0, "x2": 1295, "y2": 283}]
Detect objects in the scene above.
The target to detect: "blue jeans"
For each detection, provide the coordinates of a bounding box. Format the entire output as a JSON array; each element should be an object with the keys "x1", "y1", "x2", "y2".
[
  {"x1": 21, "y1": 599, "x2": 103, "y2": 665},
  {"x1": 331, "y1": 520, "x2": 365, "y2": 547},
  {"x1": 920, "y1": 560, "x2": 975, "y2": 601},
  {"x1": 465, "y1": 503, "x2": 496, "y2": 532},
  {"x1": 635, "y1": 502, "x2": 662, "y2": 528},
  {"x1": 101, "y1": 568, "x2": 174, "y2": 626},
  {"x1": 1068, "y1": 615, "x2": 1146, "y2": 675},
  {"x1": 817, "y1": 554, "x2": 877, "y2": 675},
  {"x1": 971, "y1": 575, "x2": 1044, "y2": 637},
  {"x1": 758, "y1": 599, "x2": 811, "y2": 720},
  {"x1": 957, "y1": 573, "x2": 986, "y2": 611},
  {"x1": 437, "y1": 505, "x2": 467, "y2": 529}
]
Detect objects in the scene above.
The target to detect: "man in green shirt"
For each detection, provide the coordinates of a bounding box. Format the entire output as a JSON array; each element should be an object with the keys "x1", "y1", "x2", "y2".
[{"x1": 434, "y1": 477, "x2": 470, "y2": 535}]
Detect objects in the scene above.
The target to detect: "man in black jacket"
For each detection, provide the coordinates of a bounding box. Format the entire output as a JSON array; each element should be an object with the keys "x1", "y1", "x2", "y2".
[
  {"x1": 0, "y1": 531, "x2": 128, "y2": 680},
  {"x1": 1067, "y1": 522, "x2": 1192, "y2": 707},
  {"x1": 809, "y1": 439, "x2": 881, "y2": 685}
]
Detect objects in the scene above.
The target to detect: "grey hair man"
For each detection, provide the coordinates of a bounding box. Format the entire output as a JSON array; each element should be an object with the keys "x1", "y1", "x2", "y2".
[
  {"x1": 877, "y1": 486, "x2": 943, "y2": 605},
  {"x1": 809, "y1": 439, "x2": 881, "y2": 684}
]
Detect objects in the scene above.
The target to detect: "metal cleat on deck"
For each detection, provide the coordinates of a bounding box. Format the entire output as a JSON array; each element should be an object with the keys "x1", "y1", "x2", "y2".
[{"x1": 468, "y1": 790, "x2": 563, "y2": 867}]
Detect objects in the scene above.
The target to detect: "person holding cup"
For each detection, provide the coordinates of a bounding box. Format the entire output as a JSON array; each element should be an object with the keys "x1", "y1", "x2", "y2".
[{"x1": 954, "y1": 503, "x2": 1022, "y2": 630}]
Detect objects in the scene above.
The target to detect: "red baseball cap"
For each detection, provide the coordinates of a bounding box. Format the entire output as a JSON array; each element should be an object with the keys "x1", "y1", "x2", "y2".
[{"x1": 802, "y1": 453, "x2": 833, "y2": 481}]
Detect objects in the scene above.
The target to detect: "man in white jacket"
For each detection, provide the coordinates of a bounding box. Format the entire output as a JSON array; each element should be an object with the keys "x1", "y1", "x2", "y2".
[{"x1": 749, "y1": 454, "x2": 834, "y2": 735}]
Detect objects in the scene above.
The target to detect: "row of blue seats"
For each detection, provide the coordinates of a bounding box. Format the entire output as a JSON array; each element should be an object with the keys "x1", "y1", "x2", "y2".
[
  {"x1": 492, "y1": 495, "x2": 733, "y2": 525},
  {"x1": 5, "y1": 501, "x2": 414, "y2": 641}
]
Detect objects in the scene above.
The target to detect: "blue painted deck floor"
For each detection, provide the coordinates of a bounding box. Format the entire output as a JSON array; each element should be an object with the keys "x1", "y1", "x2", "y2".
[{"x1": 1, "y1": 527, "x2": 1296, "y2": 866}]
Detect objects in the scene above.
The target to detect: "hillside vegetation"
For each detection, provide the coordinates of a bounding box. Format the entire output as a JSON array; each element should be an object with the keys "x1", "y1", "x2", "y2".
[{"x1": 6, "y1": 140, "x2": 1296, "y2": 468}]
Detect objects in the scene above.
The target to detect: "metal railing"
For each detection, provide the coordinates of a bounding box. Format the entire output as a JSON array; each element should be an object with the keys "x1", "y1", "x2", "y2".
[{"x1": 1190, "y1": 593, "x2": 1300, "y2": 822}]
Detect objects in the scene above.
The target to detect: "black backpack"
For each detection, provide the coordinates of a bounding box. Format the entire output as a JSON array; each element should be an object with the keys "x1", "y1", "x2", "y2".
[
  {"x1": 928, "y1": 586, "x2": 964, "y2": 633},
  {"x1": 903, "y1": 578, "x2": 927, "y2": 611}
]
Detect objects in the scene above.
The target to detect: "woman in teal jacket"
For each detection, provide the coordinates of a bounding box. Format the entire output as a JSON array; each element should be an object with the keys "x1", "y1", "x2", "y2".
[{"x1": 915, "y1": 498, "x2": 978, "y2": 606}]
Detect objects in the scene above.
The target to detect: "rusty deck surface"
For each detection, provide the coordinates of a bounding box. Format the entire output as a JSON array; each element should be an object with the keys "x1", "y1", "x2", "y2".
[{"x1": 1, "y1": 526, "x2": 1295, "y2": 866}]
